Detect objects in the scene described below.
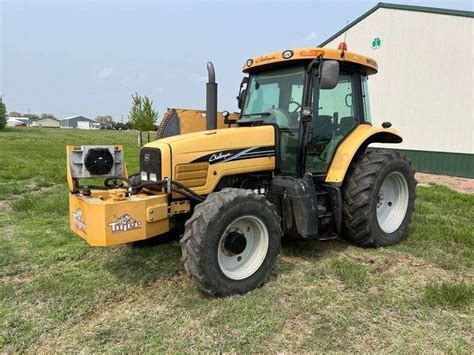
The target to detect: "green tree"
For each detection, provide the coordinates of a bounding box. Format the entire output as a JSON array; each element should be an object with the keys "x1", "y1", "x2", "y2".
[
  {"x1": 8, "y1": 111, "x2": 22, "y2": 117},
  {"x1": 128, "y1": 93, "x2": 158, "y2": 131},
  {"x1": 0, "y1": 100, "x2": 7, "y2": 129}
]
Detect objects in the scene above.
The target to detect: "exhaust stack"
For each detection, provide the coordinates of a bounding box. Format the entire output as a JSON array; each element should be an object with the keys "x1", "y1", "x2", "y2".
[{"x1": 206, "y1": 61, "x2": 217, "y2": 130}]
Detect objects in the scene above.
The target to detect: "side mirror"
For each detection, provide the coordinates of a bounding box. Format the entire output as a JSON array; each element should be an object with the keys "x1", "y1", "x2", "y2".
[
  {"x1": 319, "y1": 60, "x2": 339, "y2": 90},
  {"x1": 237, "y1": 77, "x2": 249, "y2": 110}
]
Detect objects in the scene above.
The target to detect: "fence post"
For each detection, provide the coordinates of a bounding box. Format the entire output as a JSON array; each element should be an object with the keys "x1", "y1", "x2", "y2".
[{"x1": 138, "y1": 131, "x2": 143, "y2": 146}]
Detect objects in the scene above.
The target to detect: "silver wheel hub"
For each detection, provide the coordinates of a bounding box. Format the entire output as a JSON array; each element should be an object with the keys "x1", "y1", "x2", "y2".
[
  {"x1": 376, "y1": 172, "x2": 409, "y2": 233},
  {"x1": 218, "y1": 215, "x2": 269, "y2": 280}
]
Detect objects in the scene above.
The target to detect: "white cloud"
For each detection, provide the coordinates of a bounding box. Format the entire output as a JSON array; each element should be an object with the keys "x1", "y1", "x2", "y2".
[
  {"x1": 305, "y1": 31, "x2": 318, "y2": 41},
  {"x1": 98, "y1": 66, "x2": 113, "y2": 79}
]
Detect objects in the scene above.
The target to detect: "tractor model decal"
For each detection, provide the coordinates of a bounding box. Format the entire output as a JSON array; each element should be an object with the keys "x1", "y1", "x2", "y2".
[
  {"x1": 73, "y1": 208, "x2": 87, "y2": 233},
  {"x1": 209, "y1": 152, "x2": 233, "y2": 163},
  {"x1": 108, "y1": 214, "x2": 142, "y2": 233},
  {"x1": 192, "y1": 146, "x2": 275, "y2": 165}
]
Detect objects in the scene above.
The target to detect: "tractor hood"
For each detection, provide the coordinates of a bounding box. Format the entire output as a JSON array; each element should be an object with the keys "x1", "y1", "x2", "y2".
[
  {"x1": 145, "y1": 125, "x2": 276, "y2": 157},
  {"x1": 142, "y1": 125, "x2": 276, "y2": 194}
]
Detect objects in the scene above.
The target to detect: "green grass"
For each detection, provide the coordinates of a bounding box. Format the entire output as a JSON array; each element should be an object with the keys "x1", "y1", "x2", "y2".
[
  {"x1": 0, "y1": 127, "x2": 473, "y2": 352},
  {"x1": 328, "y1": 259, "x2": 369, "y2": 288},
  {"x1": 423, "y1": 281, "x2": 473, "y2": 309},
  {"x1": 0, "y1": 127, "x2": 141, "y2": 199}
]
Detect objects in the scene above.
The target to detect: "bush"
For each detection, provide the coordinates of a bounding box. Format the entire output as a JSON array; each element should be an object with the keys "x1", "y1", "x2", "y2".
[{"x1": 0, "y1": 100, "x2": 7, "y2": 129}]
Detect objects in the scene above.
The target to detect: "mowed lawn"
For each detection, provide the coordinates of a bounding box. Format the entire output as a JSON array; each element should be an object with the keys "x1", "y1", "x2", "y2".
[{"x1": 1, "y1": 127, "x2": 473, "y2": 352}]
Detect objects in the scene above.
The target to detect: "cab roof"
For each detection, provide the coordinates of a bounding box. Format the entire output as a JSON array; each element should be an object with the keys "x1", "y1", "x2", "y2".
[{"x1": 242, "y1": 47, "x2": 378, "y2": 75}]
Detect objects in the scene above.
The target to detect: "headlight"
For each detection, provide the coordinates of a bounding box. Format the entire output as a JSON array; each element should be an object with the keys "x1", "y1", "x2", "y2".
[
  {"x1": 282, "y1": 50, "x2": 294, "y2": 59},
  {"x1": 246, "y1": 59, "x2": 253, "y2": 67}
]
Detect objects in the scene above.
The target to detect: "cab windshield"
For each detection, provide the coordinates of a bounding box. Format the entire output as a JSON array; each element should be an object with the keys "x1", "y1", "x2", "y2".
[{"x1": 240, "y1": 66, "x2": 305, "y2": 129}]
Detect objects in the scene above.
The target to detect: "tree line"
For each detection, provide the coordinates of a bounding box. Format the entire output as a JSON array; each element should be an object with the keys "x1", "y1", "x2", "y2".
[
  {"x1": 8, "y1": 112, "x2": 57, "y2": 121},
  {"x1": 0, "y1": 93, "x2": 159, "y2": 131}
]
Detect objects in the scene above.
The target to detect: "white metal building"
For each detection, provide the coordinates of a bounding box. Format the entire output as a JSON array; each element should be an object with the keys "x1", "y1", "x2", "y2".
[
  {"x1": 320, "y1": 3, "x2": 473, "y2": 177},
  {"x1": 60, "y1": 115, "x2": 112, "y2": 129},
  {"x1": 32, "y1": 117, "x2": 60, "y2": 128}
]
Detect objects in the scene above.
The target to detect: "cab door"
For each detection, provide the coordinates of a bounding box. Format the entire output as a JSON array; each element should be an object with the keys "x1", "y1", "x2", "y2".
[{"x1": 305, "y1": 73, "x2": 362, "y2": 174}]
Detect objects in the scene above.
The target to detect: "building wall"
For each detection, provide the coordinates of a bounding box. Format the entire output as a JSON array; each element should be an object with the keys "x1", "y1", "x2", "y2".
[
  {"x1": 323, "y1": 8, "x2": 474, "y2": 177},
  {"x1": 61, "y1": 117, "x2": 94, "y2": 129},
  {"x1": 33, "y1": 118, "x2": 60, "y2": 128}
]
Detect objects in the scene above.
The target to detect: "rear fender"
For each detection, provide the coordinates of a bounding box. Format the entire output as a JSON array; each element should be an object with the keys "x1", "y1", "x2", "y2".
[{"x1": 325, "y1": 124, "x2": 402, "y2": 184}]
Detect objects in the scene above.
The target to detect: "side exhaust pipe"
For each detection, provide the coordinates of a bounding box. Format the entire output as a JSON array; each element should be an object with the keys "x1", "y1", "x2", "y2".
[{"x1": 206, "y1": 61, "x2": 217, "y2": 130}]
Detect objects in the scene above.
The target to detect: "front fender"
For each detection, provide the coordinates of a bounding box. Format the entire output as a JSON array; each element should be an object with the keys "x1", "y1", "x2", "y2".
[{"x1": 325, "y1": 124, "x2": 402, "y2": 184}]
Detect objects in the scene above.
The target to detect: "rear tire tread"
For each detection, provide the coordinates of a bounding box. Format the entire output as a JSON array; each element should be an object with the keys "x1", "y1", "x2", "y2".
[{"x1": 342, "y1": 151, "x2": 417, "y2": 247}]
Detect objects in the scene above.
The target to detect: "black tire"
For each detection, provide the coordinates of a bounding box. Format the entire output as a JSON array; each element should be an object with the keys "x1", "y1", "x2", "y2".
[
  {"x1": 342, "y1": 151, "x2": 417, "y2": 247},
  {"x1": 180, "y1": 188, "x2": 282, "y2": 297}
]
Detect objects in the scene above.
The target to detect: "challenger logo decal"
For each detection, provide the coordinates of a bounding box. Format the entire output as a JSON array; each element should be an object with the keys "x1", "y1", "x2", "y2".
[
  {"x1": 209, "y1": 152, "x2": 233, "y2": 163},
  {"x1": 73, "y1": 208, "x2": 87, "y2": 233},
  {"x1": 192, "y1": 146, "x2": 275, "y2": 165},
  {"x1": 108, "y1": 214, "x2": 142, "y2": 233}
]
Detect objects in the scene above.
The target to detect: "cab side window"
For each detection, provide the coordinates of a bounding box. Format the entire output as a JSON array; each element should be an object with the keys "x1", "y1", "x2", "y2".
[{"x1": 306, "y1": 73, "x2": 360, "y2": 173}]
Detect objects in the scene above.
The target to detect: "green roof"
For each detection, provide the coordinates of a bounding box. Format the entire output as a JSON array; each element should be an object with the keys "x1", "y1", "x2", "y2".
[{"x1": 319, "y1": 2, "x2": 474, "y2": 47}]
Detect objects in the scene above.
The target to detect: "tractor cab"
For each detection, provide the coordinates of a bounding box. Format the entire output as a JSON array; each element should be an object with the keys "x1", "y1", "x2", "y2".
[{"x1": 236, "y1": 46, "x2": 377, "y2": 177}]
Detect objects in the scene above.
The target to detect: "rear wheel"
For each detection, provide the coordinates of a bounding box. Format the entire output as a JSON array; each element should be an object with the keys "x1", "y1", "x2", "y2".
[
  {"x1": 342, "y1": 151, "x2": 416, "y2": 247},
  {"x1": 180, "y1": 188, "x2": 282, "y2": 297}
]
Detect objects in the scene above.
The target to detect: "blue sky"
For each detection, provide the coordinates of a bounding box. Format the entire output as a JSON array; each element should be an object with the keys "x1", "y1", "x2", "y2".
[{"x1": 1, "y1": 0, "x2": 472, "y2": 122}]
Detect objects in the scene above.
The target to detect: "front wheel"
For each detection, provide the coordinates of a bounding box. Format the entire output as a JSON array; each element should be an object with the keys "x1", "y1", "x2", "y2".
[
  {"x1": 180, "y1": 188, "x2": 282, "y2": 297},
  {"x1": 342, "y1": 151, "x2": 417, "y2": 247}
]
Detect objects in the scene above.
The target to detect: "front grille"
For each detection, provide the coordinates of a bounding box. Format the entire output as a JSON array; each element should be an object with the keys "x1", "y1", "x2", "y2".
[
  {"x1": 175, "y1": 162, "x2": 209, "y2": 188},
  {"x1": 140, "y1": 148, "x2": 161, "y2": 181}
]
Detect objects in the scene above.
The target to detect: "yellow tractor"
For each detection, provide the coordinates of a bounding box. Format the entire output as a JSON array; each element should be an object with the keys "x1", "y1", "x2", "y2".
[{"x1": 67, "y1": 45, "x2": 416, "y2": 296}]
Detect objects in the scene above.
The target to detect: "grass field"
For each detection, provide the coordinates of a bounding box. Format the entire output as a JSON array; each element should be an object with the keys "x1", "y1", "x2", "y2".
[{"x1": 1, "y1": 127, "x2": 473, "y2": 352}]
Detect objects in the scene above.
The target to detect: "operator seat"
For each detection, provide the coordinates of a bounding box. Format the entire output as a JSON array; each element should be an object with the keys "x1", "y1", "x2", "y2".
[
  {"x1": 310, "y1": 116, "x2": 358, "y2": 171},
  {"x1": 312, "y1": 115, "x2": 334, "y2": 149},
  {"x1": 339, "y1": 116, "x2": 358, "y2": 136}
]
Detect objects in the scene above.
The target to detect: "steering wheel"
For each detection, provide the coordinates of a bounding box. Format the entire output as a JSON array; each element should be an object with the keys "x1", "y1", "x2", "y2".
[{"x1": 289, "y1": 100, "x2": 302, "y2": 113}]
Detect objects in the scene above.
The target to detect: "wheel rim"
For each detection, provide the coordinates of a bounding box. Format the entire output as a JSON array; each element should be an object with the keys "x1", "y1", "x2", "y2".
[
  {"x1": 376, "y1": 172, "x2": 409, "y2": 233},
  {"x1": 217, "y1": 215, "x2": 269, "y2": 280}
]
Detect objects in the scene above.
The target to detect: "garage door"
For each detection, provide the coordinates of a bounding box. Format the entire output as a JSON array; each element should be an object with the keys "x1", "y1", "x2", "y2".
[{"x1": 77, "y1": 121, "x2": 90, "y2": 129}]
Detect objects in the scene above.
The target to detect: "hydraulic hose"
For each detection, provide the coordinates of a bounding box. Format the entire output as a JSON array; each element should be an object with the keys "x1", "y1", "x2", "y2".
[
  {"x1": 171, "y1": 187, "x2": 205, "y2": 203},
  {"x1": 132, "y1": 181, "x2": 167, "y2": 191},
  {"x1": 170, "y1": 180, "x2": 205, "y2": 201},
  {"x1": 128, "y1": 178, "x2": 205, "y2": 203},
  {"x1": 93, "y1": 175, "x2": 205, "y2": 203},
  {"x1": 104, "y1": 176, "x2": 132, "y2": 189}
]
